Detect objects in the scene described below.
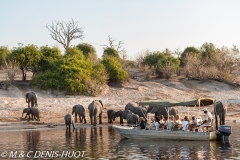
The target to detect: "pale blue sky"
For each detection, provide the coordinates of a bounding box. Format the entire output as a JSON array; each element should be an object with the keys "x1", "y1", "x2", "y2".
[{"x1": 1, "y1": 1, "x2": 240, "y2": 59}]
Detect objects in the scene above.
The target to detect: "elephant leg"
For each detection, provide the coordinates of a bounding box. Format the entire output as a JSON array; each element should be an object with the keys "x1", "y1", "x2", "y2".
[
  {"x1": 120, "y1": 116, "x2": 123, "y2": 124},
  {"x1": 79, "y1": 115, "x2": 82, "y2": 123},
  {"x1": 99, "y1": 112, "x2": 102, "y2": 124},
  {"x1": 90, "y1": 116, "x2": 93, "y2": 125},
  {"x1": 83, "y1": 115, "x2": 86, "y2": 124},
  {"x1": 222, "y1": 112, "x2": 225, "y2": 125},
  {"x1": 75, "y1": 113, "x2": 77, "y2": 123},
  {"x1": 93, "y1": 115, "x2": 97, "y2": 126},
  {"x1": 31, "y1": 101, "x2": 34, "y2": 108}
]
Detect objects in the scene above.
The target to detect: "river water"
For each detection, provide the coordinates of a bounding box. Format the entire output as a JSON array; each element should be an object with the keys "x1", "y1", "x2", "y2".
[{"x1": 0, "y1": 122, "x2": 239, "y2": 160}]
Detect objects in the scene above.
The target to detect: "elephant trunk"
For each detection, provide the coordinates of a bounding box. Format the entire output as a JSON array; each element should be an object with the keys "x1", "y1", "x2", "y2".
[{"x1": 22, "y1": 113, "x2": 24, "y2": 117}]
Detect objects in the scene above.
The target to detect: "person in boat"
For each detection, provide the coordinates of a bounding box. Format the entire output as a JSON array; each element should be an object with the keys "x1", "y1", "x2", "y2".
[
  {"x1": 198, "y1": 108, "x2": 213, "y2": 132},
  {"x1": 148, "y1": 118, "x2": 155, "y2": 130},
  {"x1": 190, "y1": 116, "x2": 196, "y2": 125},
  {"x1": 164, "y1": 115, "x2": 174, "y2": 130},
  {"x1": 155, "y1": 117, "x2": 160, "y2": 130},
  {"x1": 182, "y1": 116, "x2": 189, "y2": 131},
  {"x1": 175, "y1": 115, "x2": 182, "y2": 124},
  {"x1": 139, "y1": 117, "x2": 146, "y2": 129}
]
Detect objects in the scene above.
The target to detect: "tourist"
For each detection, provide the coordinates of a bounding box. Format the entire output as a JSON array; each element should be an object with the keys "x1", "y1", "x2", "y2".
[
  {"x1": 139, "y1": 117, "x2": 146, "y2": 129},
  {"x1": 164, "y1": 115, "x2": 174, "y2": 130},
  {"x1": 175, "y1": 115, "x2": 182, "y2": 124},
  {"x1": 155, "y1": 117, "x2": 160, "y2": 130},
  {"x1": 148, "y1": 118, "x2": 155, "y2": 130},
  {"x1": 182, "y1": 116, "x2": 189, "y2": 131}
]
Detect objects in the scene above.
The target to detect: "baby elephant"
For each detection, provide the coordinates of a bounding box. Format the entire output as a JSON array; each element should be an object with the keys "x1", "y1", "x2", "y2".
[
  {"x1": 72, "y1": 104, "x2": 86, "y2": 124},
  {"x1": 22, "y1": 108, "x2": 40, "y2": 121},
  {"x1": 64, "y1": 114, "x2": 75, "y2": 130}
]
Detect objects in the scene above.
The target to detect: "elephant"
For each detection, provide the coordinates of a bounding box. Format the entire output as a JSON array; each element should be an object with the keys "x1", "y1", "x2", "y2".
[
  {"x1": 22, "y1": 108, "x2": 40, "y2": 121},
  {"x1": 113, "y1": 110, "x2": 124, "y2": 124},
  {"x1": 64, "y1": 114, "x2": 75, "y2": 130},
  {"x1": 122, "y1": 110, "x2": 139, "y2": 125},
  {"x1": 26, "y1": 92, "x2": 38, "y2": 108},
  {"x1": 88, "y1": 100, "x2": 103, "y2": 126},
  {"x1": 146, "y1": 105, "x2": 178, "y2": 118},
  {"x1": 107, "y1": 109, "x2": 115, "y2": 124},
  {"x1": 125, "y1": 102, "x2": 147, "y2": 119},
  {"x1": 72, "y1": 104, "x2": 86, "y2": 124},
  {"x1": 215, "y1": 101, "x2": 227, "y2": 125}
]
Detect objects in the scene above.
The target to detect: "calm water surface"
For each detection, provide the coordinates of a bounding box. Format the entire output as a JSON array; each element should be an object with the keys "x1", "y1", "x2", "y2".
[{"x1": 0, "y1": 122, "x2": 239, "y2": 160}]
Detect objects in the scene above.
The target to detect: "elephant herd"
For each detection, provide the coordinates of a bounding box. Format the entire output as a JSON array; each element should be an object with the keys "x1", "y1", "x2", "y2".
[
  {"x1": 21, "y1": 92, "x2": 227, "y2": 129},
  {"x1": 107, "y1": 101, "x2": 179, "y2": 125}
]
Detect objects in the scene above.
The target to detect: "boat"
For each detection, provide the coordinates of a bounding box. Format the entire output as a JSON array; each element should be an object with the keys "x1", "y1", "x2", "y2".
[
  {"x1": 113, "y1": 125, "x2": 217, "y2": 141},
  {"x1": 113, "y1": 98, "x2": 232, "y2": 141}
]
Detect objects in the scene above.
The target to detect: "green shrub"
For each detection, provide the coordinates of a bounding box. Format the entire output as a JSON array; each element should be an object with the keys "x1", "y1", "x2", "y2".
[
  {"x1": 30, "y1": 47, "x2": 108, "y2": 95},
  {"x1": 102, "y1": 56, "x2": 129, "y2": 82}
]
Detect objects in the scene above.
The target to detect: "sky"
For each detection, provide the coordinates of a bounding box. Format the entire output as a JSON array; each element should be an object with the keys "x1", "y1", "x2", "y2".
[{"x1": 1, "y1": 1, "x2": 240, "y2": 59}]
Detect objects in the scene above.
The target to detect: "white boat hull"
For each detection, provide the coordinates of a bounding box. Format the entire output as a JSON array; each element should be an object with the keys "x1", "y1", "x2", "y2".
[{"x1": 113, "y1": 125, "x2": 217, "y2": 141}]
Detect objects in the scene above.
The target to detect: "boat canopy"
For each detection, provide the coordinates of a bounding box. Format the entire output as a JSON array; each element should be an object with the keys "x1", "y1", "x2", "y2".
[{"x1": 138, "y1": 98, "x2": 216, "y2": 108}]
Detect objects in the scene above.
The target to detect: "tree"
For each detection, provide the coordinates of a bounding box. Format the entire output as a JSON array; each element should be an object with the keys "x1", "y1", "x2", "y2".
[
  {"x1": 76, "y1": 43, "x2": 98, "y2": 63},
  {"x1": 10, "y1": 44, "x2": 42, "y2": 81},
  {"x1": 102, "y1": 35, "x2": 123, "y2": 52},
  {"x1": 103, "y1": 47, "x2": 120, "y2": 59},
  {"x1": 39, "y1": 46, "x2": 62, "y2": 72},
  {"x1": 200, "y1": 42, "x2": 218, "y2": 59},
  {"x1": 0, "y1": 46, "x2": 10, "y2": 67},
  {"x1": 46, "y1": 19, "x2": 84, "y2": 50},
  {"x1": 181, "y1": 46, "x2": 200, "y2": 64}
]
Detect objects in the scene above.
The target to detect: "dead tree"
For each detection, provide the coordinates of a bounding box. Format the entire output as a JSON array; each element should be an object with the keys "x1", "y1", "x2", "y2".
[{"x1": 46, "y1": 19, "x2": 84, "y2": 50}]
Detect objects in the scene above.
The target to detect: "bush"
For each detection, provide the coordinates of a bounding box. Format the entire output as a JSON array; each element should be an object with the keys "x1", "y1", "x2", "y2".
[
  {"x1": 102, "y1": 56, "x2": 129, "y2": 82},
  {"x1": 30, "y1": 47, "x2": 108, "y2": 96}
]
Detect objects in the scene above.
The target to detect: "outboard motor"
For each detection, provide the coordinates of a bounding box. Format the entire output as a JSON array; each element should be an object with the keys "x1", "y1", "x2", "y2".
[{"x1": 218, "y1": 125, "x2": 232, "y2": 143}]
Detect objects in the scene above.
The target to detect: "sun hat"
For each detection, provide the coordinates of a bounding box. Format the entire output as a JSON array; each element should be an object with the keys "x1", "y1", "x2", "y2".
[{"x1": 203, "y1": 108, "x2": 208, "y2": 111}]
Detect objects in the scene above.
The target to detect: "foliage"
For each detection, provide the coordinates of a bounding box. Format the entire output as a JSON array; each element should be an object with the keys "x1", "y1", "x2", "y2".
[
  {"x1": 103, "y1": 47, "x2": 120, "y2": 59},
  {"x1": 0, "y1": 46, "x2": 10, "y2": 67},
  {"x1": 180, "y1": 46, "x2": 201, "y2": 65},
  {"x1": 9, "y1": 44, "x2": 42, "y2": 81},
  {"x1": 183, "y1": 43, "x2": 239, "y2": 82},
  {"x1": 39, "y1": 46, "x2": 62, "y2": 73},
  {"x1": 30, "y1": 47, "x2": 107, "y2": 96},
  {"x1": 141, "y1": 51, "x2": 164, "y2": 67},
  {"x1": 76, "y1": 43, "x2": 98, "y2": 63},
  {"x1": 101, "y1": 56, "x2": 129, "y2": 82},
  {"x1": 156, "y1": 56, "x2": 180, "y2": 79},
  {"x1": 200, "y1": 42, "x2": 218, "y2": 59},
  {"x1": 141, "y1": 51, "x2": 180, "y2": 79}
]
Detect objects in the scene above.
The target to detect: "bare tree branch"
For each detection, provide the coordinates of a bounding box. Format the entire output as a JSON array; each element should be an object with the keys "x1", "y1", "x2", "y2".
[
  {"x1": 46, "y1": 19, "x2": 84, "y2": 50},
  {"x1": 101, "y1": 35, "x2": 124, "y2": 52}
]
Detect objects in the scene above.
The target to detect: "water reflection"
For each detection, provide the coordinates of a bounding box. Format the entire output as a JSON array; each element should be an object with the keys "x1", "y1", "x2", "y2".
[
  {"x1": 0, "y1": 122, "x2": 239, "y2": 159},
  {"x1": 25, "y1": 130, "x2": 40, "y2": 154},
  {"x1": 117, "y1": 138, "x2": 216, "y2": 159}
]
